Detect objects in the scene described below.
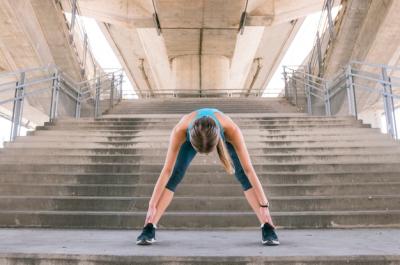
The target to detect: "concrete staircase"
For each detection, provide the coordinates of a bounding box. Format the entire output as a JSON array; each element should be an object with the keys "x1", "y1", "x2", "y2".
[{"x1": 0, "y1": 98, "x2": 400, "y2": 229}]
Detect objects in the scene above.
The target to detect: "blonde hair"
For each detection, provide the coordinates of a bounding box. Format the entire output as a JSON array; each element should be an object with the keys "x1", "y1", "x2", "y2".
[{"x1": 189, "y1": 116, "x2": 235, "y2": 175}]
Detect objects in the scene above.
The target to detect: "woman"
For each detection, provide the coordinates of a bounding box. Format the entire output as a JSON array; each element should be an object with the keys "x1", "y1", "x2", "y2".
[{"x1": 136, "y1": 108, "x2": 279, "y2": 246}]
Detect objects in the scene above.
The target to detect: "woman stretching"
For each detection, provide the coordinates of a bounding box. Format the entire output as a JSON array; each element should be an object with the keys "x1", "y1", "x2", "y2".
[{"x1": 136, "y1": 108, "x2": 279, "y2": 246}]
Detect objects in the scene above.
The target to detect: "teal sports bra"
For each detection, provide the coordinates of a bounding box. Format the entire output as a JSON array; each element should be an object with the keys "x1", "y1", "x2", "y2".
[{"x1": 186, "y1": 108, "x2": 225, "y2": 140}]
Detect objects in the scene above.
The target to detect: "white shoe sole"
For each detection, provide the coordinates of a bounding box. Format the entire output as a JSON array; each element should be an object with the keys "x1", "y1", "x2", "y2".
[
  {"x1": 136, "y1": 238, "x2": 156, "y2": 245},
  {"x1": 262, "y1": 239, "x2": 280, "y2": 246}
]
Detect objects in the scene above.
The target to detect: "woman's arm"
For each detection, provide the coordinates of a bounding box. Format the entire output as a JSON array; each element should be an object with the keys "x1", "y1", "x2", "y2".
[{"x1": 147, "y1": 117, "x2": 187, "y2": 209}]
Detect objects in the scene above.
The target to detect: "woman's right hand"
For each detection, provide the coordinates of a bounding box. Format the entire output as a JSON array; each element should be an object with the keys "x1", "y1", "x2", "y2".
[
  {"x1": 145, "y1": 205, "x2": 157, "y2": 224},
  {"x1": 260, "y1": 206, "x2": 275, "y2": 229}
]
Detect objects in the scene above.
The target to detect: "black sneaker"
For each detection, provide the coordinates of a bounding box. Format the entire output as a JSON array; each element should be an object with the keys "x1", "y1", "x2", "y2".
[
  {"x1": 261, "y1": 223, "x2": 280, "y2": 246},
  {"x1": 136, "y1": 223, "x2": 156, "y2": 245}
]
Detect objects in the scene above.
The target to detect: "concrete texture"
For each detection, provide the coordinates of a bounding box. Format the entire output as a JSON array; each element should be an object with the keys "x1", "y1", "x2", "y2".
[
  {"x1": 77, "y1": 0, "x2": 328, "y2": 96},
  {"x1": 0, "y1": 0, "x2": 89, "y2": 125},
  {"x1": 0, "y1": 228, "x2": 399, "y2": 264}
]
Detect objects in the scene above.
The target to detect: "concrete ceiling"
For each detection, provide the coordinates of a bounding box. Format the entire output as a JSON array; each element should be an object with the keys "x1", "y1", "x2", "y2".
[{"x1": 75, "y1": 0, "x2": 325, "y2": 96}]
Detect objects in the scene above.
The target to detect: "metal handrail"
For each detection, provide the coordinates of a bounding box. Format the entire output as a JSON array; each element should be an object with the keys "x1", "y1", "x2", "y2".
[
  {"x1": 0, "y1": 65, "x2": 124, "y2": 141},
  {"x1": 121, "y1": 88, "x2": 276, "y2": 98},
  {"x1": 283, "y1": 61, "x2": 400, "y2": 139}
]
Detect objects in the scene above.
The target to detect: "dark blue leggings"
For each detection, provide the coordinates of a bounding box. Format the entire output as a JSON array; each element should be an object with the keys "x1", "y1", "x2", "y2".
[{"x1": 165, "y1": 134, "x2": 253, "y2": 192}]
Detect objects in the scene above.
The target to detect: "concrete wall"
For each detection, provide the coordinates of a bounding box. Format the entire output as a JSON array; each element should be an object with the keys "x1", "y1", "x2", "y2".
[
  {"x1": 0, "y1": 0, "x2": 92, "y2": 125},
  {"x1": 317, "y1": 0, "x2": 400, "y2": 129}
]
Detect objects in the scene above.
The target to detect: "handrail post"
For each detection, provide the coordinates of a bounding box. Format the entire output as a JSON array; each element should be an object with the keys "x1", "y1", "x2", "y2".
[
  {"x1": 283, "y1": 66, "x2": 289, "y2": 99},
  {"x1": 10, "y1": 72, "x2": 26, "y2": 141},
  {"x1": 75, "y1": 86, "x2": 81, "y2": 119},
  {"x1": 69, "y1": 0, "x2": 77, "y2": 44},
  {"x1": 293, "y1": 70, "x2": 298, "y2": 107},
  {"x1": 49, "y1": 70, "x2": 60, "y2": 122},
  {"x1": 94, "y1": 77, "x2": 101, "y2": 118},
  {"x1": 326, "y1": 0, "x2": 335, "y2": 40},
  {"x1": 345, "y1": 65, "x2": 357, "y2": 119},
  {"x1": 119, "y1": 73, "x2": 123, "y2": 101},
  {"x1": 109, "y1": 73, "x2": 115, "y2": 109},
  {"x1": 81, "y1": 33, "x2": 88, "y2": 77},
  {"x1": 316, "y1": 31, "x2": 323, "y2": 76},
  {"x1": 324, "y1": 81, "x2": 331, "y2": 116},
  {"x1": 305, "y1": 66, "x2": 312, "y2": 115},
  {"x1": 381, "y1": 66, "x2": 397, "y2": 139}
]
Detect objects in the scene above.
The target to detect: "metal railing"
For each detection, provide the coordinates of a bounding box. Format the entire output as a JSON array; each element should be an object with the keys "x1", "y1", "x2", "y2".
[
  {"x1": 308, "y1": 0, "x2": 342, "y2": 77},
  {"x1": 121, "y1": 87, "x2": 282, "y2": 99},
  {"x1": 284, "y1": 61, "x2": 400, "y2": 139},
  {"x1": 0, "y1": 66, "x2": 124, "y2": 141},
  {"x1": 57, "y1": 0, "x2": 98, "y2": 79}
]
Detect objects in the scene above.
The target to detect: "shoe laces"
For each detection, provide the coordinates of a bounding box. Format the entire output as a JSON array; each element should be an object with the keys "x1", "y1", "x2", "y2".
[
  {"x1": 142, "y1": 223, "x2": 154, "y2": 235},
  {"x1": 262, "y1": 223, "x2": 277, "y2": 239}
]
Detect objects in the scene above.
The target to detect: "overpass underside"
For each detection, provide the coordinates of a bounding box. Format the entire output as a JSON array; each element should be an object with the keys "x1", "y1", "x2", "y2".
[{"x1": 74, "y1": 0, "x2": 327, "y2": 97}]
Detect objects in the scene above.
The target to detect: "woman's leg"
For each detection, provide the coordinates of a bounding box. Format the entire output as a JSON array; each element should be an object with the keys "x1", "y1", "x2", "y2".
[
  {"x1": 225, "y1": 141, "x2": 274, "y2": 226},
  {"x1": 151, "y1": 188, "x2": 174, "y2": 226},
  {"x1": 147, "y1": 140, "x2": 197, "y2": 226}
]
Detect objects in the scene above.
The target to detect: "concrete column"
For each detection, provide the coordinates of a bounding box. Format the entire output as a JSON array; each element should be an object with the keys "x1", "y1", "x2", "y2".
[
  {"x1": 201, "y1": 55, "x2": 229, "y2": 91},
  {"x1": 171, "y1": 55, "x2": 229, "y2": 92},
  {"x1": 171, "y1": 55, "x2": 199, "y2": 91}
]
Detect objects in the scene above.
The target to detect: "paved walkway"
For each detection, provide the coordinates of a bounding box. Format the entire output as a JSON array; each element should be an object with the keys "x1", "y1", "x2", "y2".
[{"x1": 0, "y1": 228, "x2": 399, "y2": 258}]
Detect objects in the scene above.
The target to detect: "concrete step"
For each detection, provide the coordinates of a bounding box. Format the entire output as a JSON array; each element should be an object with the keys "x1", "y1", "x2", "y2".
[
  {"x1": 0, "y1": 162, "x2": 400, "y2": 174},
  {"x1": 27, "y1": 127, "x2": 384, "y2": 137},
  {"x1": 101, "y1": 111, "x2": 314, "y2": 116},
  {"x1": 0, "y1": 172, "x2": 398, "y2": 185},
  {"x1": 44, "y1": 120, "x2": 363, "y2": 127},
  {"x1": 26, "y1": 129, "x2": 386, "y2": 137},
  {"x1": 49, "y1": 116, "x2": 358, "y2": 124},
  {"x1": 3, "y1": 146, "x2": 399, "y2": 157},
  {"x1": 5, "y1": 140, "x2": 396, "y2": 149},
  {"x1": 29, "y1": 127, "x2": 381, "y2": 136},
  {"x1": 0, "y1": 195, "x2": 399, "y2": 212},
  {"x1": 1, "y1": 182, "x2": 399, "y2": 197},
  {"x1": 14, "y1": 133, "x2": 392, "y2": 143},
  {"x1": 0, "y1": 210, "x2": 399, "y2": 228},
  {"x1": 2, "y1": 153, "x2": 400, "y2": 164},
  {"x1": 44, "y1": 115, "x2": 362, "y2": 125},
  {"x1": 8, "y1": 139, "x2": 396, "y2": 150},
  {"x1": 35, "y1": 123, "x2": 370, "y2": 131}
]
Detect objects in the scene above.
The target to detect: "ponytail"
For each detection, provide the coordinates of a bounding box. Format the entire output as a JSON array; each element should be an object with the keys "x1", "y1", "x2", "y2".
[{"x1": 216, "y1": 137, "x2": 235, "y2": 175}]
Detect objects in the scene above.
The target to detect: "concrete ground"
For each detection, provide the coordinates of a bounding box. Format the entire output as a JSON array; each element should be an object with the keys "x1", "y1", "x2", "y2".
[{"x1": 0, "y1": 228, "x2": 399, "y2": 260}]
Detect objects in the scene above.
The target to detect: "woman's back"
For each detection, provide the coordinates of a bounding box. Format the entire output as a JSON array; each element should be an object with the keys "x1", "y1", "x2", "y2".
[{"x1": 187, "y1": 108, "x2": 224, "y2": 139}]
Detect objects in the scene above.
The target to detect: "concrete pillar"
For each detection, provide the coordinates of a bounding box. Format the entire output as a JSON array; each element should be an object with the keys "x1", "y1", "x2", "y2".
[
  {"x1": 201, "y1": 55, "x2": 229, "y2": 91},
  {"x1": 171, "y1": 55, "x2": 229, "y2": 92},
  {"x1": 171, "y1": 55, "x2": 199, "y2": 91}
]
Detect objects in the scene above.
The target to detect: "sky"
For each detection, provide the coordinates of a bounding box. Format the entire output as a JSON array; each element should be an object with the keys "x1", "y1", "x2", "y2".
[
  {"x1": 263, "y1": 6, "x2": 341, "y2": 97},
  {"x1": 70, "y1": 14, "x2": 138, "y2": 99},
  {"x1": 0, "y1": 118, "x2": 30, "y2": 148}
]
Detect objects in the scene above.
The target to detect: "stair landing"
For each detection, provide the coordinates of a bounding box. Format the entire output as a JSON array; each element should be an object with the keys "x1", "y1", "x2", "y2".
[{"x1": 0, "y1": 228, "x2": 399, "y2": 264}]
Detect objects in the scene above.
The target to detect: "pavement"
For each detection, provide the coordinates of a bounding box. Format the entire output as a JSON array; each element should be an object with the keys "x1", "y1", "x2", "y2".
[{"x1": 0, "y1": 228, "x2": 399, "y2": 258}]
